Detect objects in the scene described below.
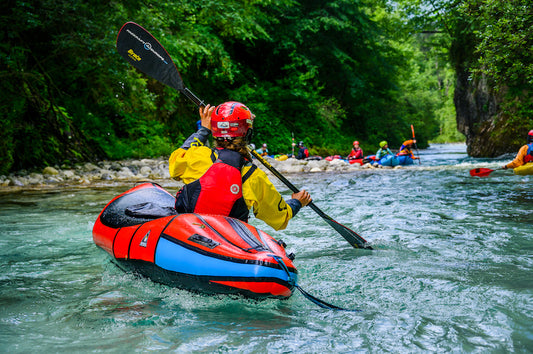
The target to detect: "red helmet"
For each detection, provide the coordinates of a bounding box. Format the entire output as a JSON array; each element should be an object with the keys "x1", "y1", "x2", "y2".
[
  {"x1": 353, "y1": 141, "x2": 360, "y2": 146},
  {"x1": 211, "y1": 102, "x2": 254, "y2": 139},
  {"x1": 528, "y1": 129, "x2": 533, "y2": 143}
]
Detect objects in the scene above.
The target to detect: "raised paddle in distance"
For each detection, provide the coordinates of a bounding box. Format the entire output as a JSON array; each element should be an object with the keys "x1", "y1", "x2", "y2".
[
  {"x1": 411, "y1": 124, "x2": 421, "y2": 165},
  {"x1": 116, "y1": 22, "x2": 372, "y2": 250}
]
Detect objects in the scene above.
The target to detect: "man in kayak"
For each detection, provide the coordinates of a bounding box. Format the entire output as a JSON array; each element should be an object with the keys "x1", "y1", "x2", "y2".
[
  {"x1": 256, "y1": 143, "x2": 269, "y2": 157},
  {"x1": 502, "y1": 129, "x2": 533, "y2": 170},
  {"x1": 169, "y1": 102, "x2": 312, "y2": 231},
  {"x1": 375, "y1": 141, "x2": 393, "y2": 160},
  {"x1": 296, "y1": 141, "x2": 309, "y2": 160},
  {"x1": 347, "y1": 141, "x2": 363, "y2": 161},
  {"x1": 397, "y1": 139, "x2": 419, "y2": 160}
]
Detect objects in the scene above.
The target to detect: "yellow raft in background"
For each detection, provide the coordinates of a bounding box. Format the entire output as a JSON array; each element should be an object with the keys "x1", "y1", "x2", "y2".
[{"x1": 514, "y1": 162, "x2": 533, "y2": 175}]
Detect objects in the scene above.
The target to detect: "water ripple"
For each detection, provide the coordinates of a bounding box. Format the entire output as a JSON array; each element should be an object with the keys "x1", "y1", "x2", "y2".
[{"x1": 0, "y1": 144, "x2": 531, "y2": 351}]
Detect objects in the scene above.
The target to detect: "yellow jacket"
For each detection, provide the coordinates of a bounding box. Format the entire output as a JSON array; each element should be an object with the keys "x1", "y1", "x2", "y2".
[
  {"x1": 505, "y1": 144, "x2": 531, "y2": 169},
  {"x1": 169, "y1": 128, "x2": 298, "y2": 231}
]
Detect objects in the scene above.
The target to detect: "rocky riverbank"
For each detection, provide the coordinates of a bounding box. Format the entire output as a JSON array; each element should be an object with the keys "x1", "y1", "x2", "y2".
[{"x1": 0, "y1": 156, "x2": 401, "y2": 192}]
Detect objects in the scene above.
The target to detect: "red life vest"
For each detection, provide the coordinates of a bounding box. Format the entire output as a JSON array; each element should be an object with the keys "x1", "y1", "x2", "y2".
[
  {"x1": 349, "y1": 147, "x2": 363, "y2": 160},
  {"x1": 297, "y1": 147, "x2": 309, "y2": 159},
  {"x1": 174, "y1": 149, "x2": 256, "y2": 222},
  {"x1": 525, "y1": 143, "x2": 533, "y2": 164}
]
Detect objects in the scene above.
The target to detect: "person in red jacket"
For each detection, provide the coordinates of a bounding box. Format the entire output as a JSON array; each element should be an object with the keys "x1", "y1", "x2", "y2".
[
  {"x1": 347, "y1": 141, "x2": 363, "y2": 160},
  {"x1": 502, "y1": 130, "x2": 533, "y2": 170}
]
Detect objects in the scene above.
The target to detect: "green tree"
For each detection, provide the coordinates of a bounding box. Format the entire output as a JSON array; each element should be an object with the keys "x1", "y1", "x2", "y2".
[
  {"x1": 1, "y1": 0, "x2": 452, "y2": 174},
  {"x1": 398, "y1": 0, "x2": 532, "y2": 153}
]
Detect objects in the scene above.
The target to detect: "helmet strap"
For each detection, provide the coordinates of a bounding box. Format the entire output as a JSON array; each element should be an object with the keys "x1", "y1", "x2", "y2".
[{"x1": 244, "y1": 129, "x2": 253, "y2": 144}]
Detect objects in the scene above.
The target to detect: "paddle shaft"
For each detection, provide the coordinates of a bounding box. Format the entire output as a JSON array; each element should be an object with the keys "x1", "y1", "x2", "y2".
[
  {"x1": 250, "y1": 149, "x2": 372, "y2": 249},
  {"x1": 411, "y1": 125, "x2": 421, "y2": 165},
  {"x1": 291, "y1": 132, "x2": 295, "y2": 157},
  {"x1": 251, "y1": 149, "x2": 327, "y2": 213},
  {"x1": 116, "y1": 22, "x2": 371, "y2": 249}
]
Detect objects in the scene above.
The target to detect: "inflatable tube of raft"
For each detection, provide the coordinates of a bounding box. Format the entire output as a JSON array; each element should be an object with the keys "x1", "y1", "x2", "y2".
[
  {"x1": 514, "y1": 162, "x2": 533, "y2": 175},
  {"x1": 92, "y1": 183, "x2": 297, "y2": 299},
  {"x1": 379, "y1": 155, "x2": 414, "y2": 166}
]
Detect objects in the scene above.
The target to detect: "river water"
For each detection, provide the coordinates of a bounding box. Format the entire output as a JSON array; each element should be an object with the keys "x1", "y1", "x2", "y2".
[{"x1": 1, "y1": 144, "x2": 531, "y2": 352}]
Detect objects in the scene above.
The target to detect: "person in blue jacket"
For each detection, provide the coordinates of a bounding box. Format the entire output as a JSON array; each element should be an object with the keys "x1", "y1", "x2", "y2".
[
  {"x1": 256, "y1": 143, "x2": 269, "y2": 157},
  {"x1": 296, "y1": 141, "x2": 309, "y2": 160},
  {"x1": 376, "y1": 141, "x2": 393, "y2": 160}
]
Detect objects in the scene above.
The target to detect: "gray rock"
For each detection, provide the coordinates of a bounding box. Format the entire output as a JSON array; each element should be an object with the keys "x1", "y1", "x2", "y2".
[
  {"x1": 9, "y1": 178, "x2": 24, "y2": 187},
  {"x1": 117, "y1": 167, "x2": 135, "y2": 179},
  {"x1": 110, "y1": 162, "x2": 122, "y2": 171},
  {"x1": 83, "y1": 163, "x2": 99, "y2": 172},
  {"x1": 60, "y1": 170, "x2": 76, "y2": 179},
  {"x1": 139, "y1": 166, "x2": 152, "y2": 176},
  {"x1": 45, "y1": 176, "x2": 63, "y2": 183},
  {"x1": 43, "y1": 166, "x2": 59, "y2": 175}
]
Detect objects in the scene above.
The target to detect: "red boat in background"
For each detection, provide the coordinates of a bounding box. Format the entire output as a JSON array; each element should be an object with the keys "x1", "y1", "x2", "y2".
[{"x1": 92, "y1": 183, "x2": 297, "y2": 299}]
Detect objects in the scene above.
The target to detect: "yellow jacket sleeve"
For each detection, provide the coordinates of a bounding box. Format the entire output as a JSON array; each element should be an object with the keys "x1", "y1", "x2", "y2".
[
  {"x1": 242, "y1": 166, "x2": 294, "y2": 231},
  {"x1": 169, "y1": 145, "x2": 214, "y2": 184},
  {"x1": 505, "y1": 145, "x2": 528, "y2": 169},
  {"x1": 169, "y1": 129, "x2": 296, "y2": 231}
]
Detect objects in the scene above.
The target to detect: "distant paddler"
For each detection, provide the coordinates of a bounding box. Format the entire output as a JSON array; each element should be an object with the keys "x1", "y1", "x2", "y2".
[
  {"x1": 347, "y1": 141, "x2": 363, "y2": 161},
  {"x1": 375, "y1": 141, "x2": 393, "y2": 161},
  {"x1": 256, "y1": 143, "x2": 269, "y2": 157},
  {"x1": 397, "y1": 139, "x2": 420, "y2": 161}
]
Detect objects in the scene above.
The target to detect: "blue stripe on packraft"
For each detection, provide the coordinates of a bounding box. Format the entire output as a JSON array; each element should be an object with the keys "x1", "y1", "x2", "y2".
[{"x1": 154, "y1": 237, "x2": 291, "y2": 280}]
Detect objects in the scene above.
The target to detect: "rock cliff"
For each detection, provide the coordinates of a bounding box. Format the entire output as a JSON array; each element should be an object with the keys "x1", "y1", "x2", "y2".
[{"x1": 455, "y1": 68, "x2": 531, "y2": 157}]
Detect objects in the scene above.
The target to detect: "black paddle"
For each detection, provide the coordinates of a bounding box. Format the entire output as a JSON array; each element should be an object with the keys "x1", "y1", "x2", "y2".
[
  {"x1": 116, "y1": 22, "x2": 204, "y2": 107},
  {"x1": 411, "y1": 124, "x2": 421, "y2": 165},
  {"x1": 116, "y1": 22, "x2": 372, "y2": 250},
  {"x1": 250, "y1": 150, "x2": 372, "y2": 249}
]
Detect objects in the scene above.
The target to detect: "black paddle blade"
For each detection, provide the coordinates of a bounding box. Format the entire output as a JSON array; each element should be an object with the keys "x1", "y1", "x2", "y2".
[
  {"x1": 117, "y1": 22, "x2": 184, "y2": 91},
  {"x1": 249, "y1": 148, "x2": 372, "y2": 250},
  {"x1": 296, "y1": 286, "x2": 359, "y2": 311},
  {"x1": 320, "y1": 213, "x2": 373, "y2": 250}
]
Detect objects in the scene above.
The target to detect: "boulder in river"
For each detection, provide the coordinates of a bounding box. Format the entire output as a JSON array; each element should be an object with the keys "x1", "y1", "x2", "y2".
[{"x1": 43, "y1": 167, "x2": 59, "y2": 175}]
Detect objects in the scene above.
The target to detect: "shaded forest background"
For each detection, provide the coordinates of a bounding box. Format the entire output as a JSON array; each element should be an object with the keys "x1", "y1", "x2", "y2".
[{"x1": 0, "y1": 0, "x2": 531, "y2": 174}]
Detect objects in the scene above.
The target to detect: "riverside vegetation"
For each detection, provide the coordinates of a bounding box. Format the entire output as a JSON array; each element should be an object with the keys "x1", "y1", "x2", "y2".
[{"x1": 1, "y1": 0, "x2": 531, "y2": 176}]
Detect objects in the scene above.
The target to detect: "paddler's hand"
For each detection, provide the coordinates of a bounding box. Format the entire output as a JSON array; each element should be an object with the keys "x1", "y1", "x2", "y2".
[
  {"x1": 200, "y1": 104, "x2": 215, "y2": 130},
  {"x1": 292, "y1": 190, "x2": 312, "y2": 207}
]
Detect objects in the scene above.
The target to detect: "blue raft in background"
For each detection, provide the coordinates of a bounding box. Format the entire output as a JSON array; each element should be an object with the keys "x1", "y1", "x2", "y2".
[{"x1": 379, "y1": 155, "x2": 414, "y2": 167}]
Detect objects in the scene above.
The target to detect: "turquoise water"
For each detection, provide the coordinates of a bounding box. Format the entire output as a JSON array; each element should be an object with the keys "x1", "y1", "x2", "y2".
[{"x1": 1, "y1": 144, "x2": 531, "y2": 352}]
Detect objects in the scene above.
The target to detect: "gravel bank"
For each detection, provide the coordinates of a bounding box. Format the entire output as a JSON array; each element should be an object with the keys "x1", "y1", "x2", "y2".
[{"x1": 0, "y1": 156, "x2": 395, "y2": 192}]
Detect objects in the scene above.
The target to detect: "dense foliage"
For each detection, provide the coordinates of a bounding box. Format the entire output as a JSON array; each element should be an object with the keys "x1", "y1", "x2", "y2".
[
  {"x1": 402, "y1": 0, "x2": 532, "y2": 150},
  {"x1": 0, "y1": 0, "x2": 470, "y2": 174},
  {"x1": 463, "y1": 0, "x2": 533, "y2": 148}
]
